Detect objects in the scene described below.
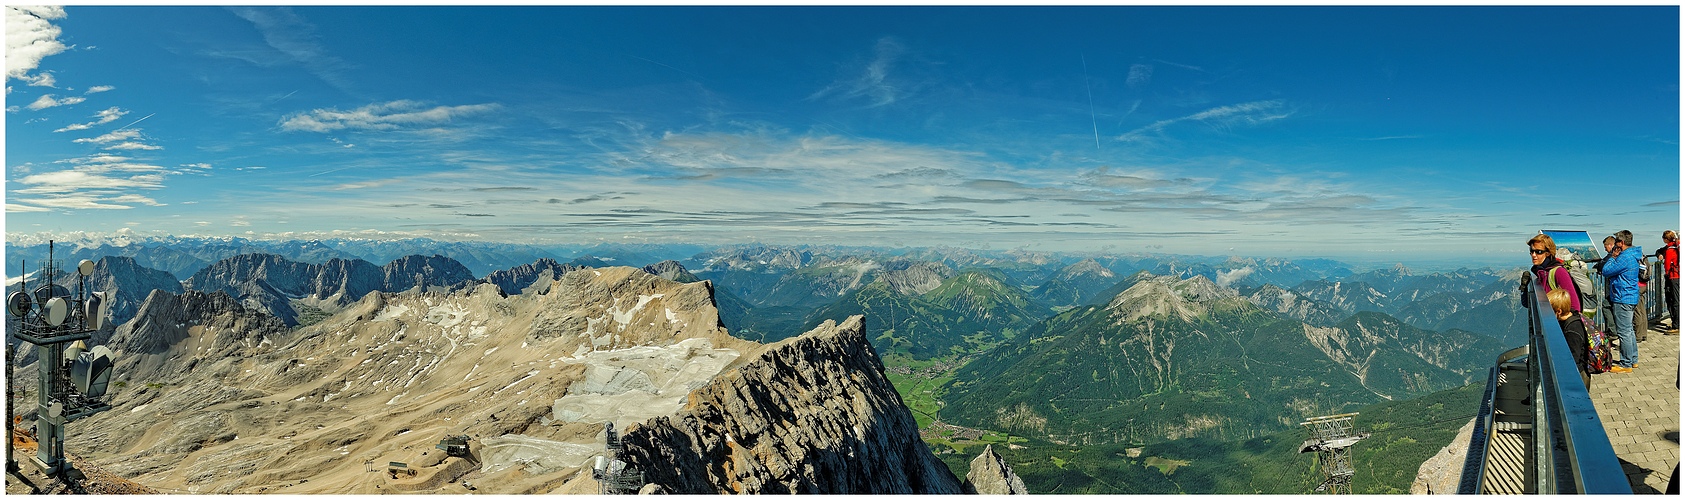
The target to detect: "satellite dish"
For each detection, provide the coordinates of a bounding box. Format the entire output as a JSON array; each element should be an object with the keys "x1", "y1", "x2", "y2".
[
  {"x1": 6, "y1": 291, "x2": 31, "y2": 318},
  {"x1": 86, "y1": 291, "x2": 108, "y2": 330},
  {"x1": 43, "y1": 297, "x2": 68, "y2": 327},
  {"x1": 71, "y1": 346, "x2": 114, "y2": 399},
  {"x1": 77, "y1": 259, "x2": 96, "y2": 277},
  {"x1": 47, "y1": 401, "x2": 62, "y2": 419},
  {"x1": 33, "y1": 283, "x2": 69, "y2": 304}
]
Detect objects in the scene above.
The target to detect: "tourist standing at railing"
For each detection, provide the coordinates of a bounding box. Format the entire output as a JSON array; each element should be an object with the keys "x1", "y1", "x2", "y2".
[
  {"x1": 1546, "y1": 288, "x2": 1593, "y2": 389},
  {"x1": 1527, "y1": 234, "x2": 1582, "y2": 313},
  {"x1": 1617, "y1": 230, "x2": 1650, "y2": 342},
  {"x1": 1656, "y1": 230, "x2": 1679, "y2": 333},
  {"x1": 1595, "y1": 232, "x2": 1642, "y2": 373}
]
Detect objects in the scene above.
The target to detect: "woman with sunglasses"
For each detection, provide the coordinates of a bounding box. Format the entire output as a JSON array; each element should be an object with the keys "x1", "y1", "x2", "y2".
[{"x1": 1527, "y1": 234, "x2": 1582, "y2": 314}]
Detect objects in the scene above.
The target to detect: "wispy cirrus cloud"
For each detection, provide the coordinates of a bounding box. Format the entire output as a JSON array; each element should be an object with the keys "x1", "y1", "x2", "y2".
[
  {"x1": 5, "y1": 6, "x2": 67, "y2": 87},
  {"x1": 72, "y1": 128, "x2": 162, "y2": 150},
  {"x1": 72, "y1": 128, "x2": 142, "y2": 144},
  {"x1": 279, "y1": 100, "x2": 502, "y2": 132},
  {"x1": 4, "y1": 153, "x2": 197, "y2": 211},
  {"x1": 25, "y1": 93, "x2": 83, "y2": 110},
  {"x1": 1118, "y1": 99, "x2": 1292, "y2": 142},
  {"x1": 809, "y1": 36, "x2": 920, "y2": 108},
  {"x1": 104, "y1": 141, "x2": 164, "y2": 151},
  {"x1": 227, "y1": 7, "x2": 354, "y2": 91},
  {"x1": 54, "y1": 106, "x2": 128, "y2": 132},
  {"x1": 1127, "y1": 64, "x2": 1153, "y2": 88}
]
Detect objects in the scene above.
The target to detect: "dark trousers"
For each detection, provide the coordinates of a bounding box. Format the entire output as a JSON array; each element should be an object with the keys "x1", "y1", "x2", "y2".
[{"x1": 1667, "y1": 277, "x2": 1680, "y2": 328}]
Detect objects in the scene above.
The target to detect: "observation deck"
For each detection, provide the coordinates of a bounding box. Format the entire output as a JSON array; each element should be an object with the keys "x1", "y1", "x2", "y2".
[
  {"x1": 1589, "y1": 330, "x2": 1678, "y2": 493},
  {"x1": 1463, "y1": 274, "x2": 1678, "y2": 494}
]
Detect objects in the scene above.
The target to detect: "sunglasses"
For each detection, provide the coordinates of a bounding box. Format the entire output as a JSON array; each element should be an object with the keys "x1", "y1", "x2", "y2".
[{"x1": 1530, "y1": 249, "x2": 1549, "y2": 255}]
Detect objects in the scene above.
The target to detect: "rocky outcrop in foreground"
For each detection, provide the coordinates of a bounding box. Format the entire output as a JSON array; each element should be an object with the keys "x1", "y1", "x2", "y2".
[
  {"x1": 964, "y1": 445, "x2": 1027, "y2": 494},
  {"x1": 1412, "y1": 417, "x2": 1475, "y2": 494},
  {"x1": 618, "y1": 315, "x2": 964, "y2": 494}
]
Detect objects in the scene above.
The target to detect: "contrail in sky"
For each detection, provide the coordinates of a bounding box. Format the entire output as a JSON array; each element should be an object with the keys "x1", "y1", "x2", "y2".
[
  {"x1": 115, "y1": 113, "x2": 155, "y2": 131},
  {"x1": 276, "y1": 90, "x2": 299, "y2": 102},
  {"x1": 1082, "y1": 55, "x2": 1100, "y2": 150},
  {"x1": 627, "y1": 54, "x2": 707, "y2": 82}
]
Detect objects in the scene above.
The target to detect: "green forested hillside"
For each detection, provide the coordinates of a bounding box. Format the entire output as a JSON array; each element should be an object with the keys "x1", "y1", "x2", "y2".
[
  {"x1": 934, "y1": 381, "x2": 1484, "y2": 494},
  {"x1": 942, "y1": 295, "x2": 1381, "y2": 445},
  {"x1": 803, "y1": 281, "x2": 994, "y2": 359},
  {"x1": 922, "y1": 269, "x2": 1051, "y2": 339}
]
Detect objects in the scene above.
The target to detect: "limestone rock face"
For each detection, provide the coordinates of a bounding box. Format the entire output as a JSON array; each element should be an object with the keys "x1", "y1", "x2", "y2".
[
  {"x1": 109, "y1": 289, "x2": 289, "y2": 359},
  {"x1": 874, "y1": 259, "x2": 955, "y2": 296},
  {"x1": 1104, "y1": 274, "x2": 1249, "y2": 323},
  {"x1": 617, "y1": 315, "x2": 964, "y2": 494},
  {"x1": 184, "y1": 253, "x2": 481, "y2": 325},
  {"x1": 1412, "y1": 418, "x2": 1474, "y2": 494},
  {"x1": 381, "y1": 254, "x2": 476, "y2": 292},
  {"x1": 964, "y1": 445, "x2": 1027, "y2": 494},
  {"x1": 481, "y1": 258, "x2": 581, "y2": 296},
  {"x1": 1246, "y1": 283, "x2": 1345, "y2": 327}
]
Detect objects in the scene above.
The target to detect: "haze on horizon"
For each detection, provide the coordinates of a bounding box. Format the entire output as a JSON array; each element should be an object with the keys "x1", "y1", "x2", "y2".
[{"x1": 4, "y1": 6, "x2": 1680, "y2": 263}]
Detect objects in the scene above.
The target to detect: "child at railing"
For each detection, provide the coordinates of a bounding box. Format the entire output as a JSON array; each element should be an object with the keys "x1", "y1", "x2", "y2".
[{"x1": 1547, "y1": 288, "x2": 1592, "y2": 390}]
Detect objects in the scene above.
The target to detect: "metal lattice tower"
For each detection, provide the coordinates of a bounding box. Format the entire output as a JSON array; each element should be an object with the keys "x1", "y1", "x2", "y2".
[
  {"x1": 1298, "y1": 412, "x2": 1369, "y2": 494},
  {"x1": 593, "y1": 422, "x2": 644, "y2": 494},
  {"x1": 7, "y1": 242, "x2": 116, "y2": 479}
]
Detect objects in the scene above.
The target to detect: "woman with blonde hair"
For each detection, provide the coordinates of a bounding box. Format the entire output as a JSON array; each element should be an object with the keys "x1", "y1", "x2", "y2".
[{"x1": 1528, "y1": 233, "x2": 1581, "y2": 314}]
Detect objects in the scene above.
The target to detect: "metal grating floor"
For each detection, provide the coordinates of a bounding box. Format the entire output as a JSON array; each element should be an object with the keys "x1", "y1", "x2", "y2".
[{"x1": 1482, "y1": 421, "x2": 1533, "y2": 494}]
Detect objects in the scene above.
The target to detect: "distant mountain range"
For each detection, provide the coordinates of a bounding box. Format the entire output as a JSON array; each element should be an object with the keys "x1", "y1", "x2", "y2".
[
  {"x1": 1, "y1": 236, "x2": 1536, "y2": 494},
  {"x1": 941, "y1": 273, "x2": 1507, "y2": 446}
]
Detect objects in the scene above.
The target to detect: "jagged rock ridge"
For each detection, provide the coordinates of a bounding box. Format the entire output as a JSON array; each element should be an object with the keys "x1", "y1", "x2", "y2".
[
  {"x1": 183, "y1": 253, "x2": 479, "y2": 325},
  {"x1": 479, "y1": 258, "x2": 581, "y2": 296},
  {"x1": 618, "y1": 316, "x2": 964, "y2": 494}
]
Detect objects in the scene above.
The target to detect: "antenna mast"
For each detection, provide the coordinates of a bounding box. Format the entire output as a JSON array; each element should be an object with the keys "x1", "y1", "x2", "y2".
[{"x1": 7, "y1": 241, "x2": 116, "y2": 481}]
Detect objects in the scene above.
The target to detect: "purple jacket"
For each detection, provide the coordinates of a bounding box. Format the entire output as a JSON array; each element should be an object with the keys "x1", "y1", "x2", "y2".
[{"x1": 1531, "y1": 258, "x2": 1581, "y2": 312}]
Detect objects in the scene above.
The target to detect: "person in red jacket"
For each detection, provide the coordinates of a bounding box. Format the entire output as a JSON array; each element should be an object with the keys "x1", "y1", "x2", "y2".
[{"x1": 1659, "y1": 230, "x2": 1679, "y2": 333}]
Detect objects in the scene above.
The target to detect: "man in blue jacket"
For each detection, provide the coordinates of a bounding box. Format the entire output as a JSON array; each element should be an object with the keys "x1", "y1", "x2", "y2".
[{"x1": 1598, "y1": 232, "x2": 1644, "y2": 373}]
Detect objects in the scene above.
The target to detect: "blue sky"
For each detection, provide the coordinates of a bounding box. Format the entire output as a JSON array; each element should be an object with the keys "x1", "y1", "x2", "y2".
[{"x1": 4, "y1": 6, "x2": 1680, "y2": 263}]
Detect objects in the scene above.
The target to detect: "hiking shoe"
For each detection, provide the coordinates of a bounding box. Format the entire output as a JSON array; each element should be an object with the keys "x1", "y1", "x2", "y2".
[{"x1": 1609, "y1": 366, "x2": 1633, "y2": 374}]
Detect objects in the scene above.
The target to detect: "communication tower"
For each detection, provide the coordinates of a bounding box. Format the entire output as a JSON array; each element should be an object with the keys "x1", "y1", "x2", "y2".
[
  {"x1": 592, "y1": 422, "x2": 644, "y2": 494},
  {"x1": 1298, "y1": 412, "x2": 1369, "y2": 494},
  {"x1": 7, "y1": 241, "x2": 116, "y2": 478}
]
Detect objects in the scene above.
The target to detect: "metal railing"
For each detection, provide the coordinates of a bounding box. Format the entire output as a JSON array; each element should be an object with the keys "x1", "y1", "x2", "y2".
[{"x1": 1458, "y1": 274, "x2": 1631, "y2": 494}]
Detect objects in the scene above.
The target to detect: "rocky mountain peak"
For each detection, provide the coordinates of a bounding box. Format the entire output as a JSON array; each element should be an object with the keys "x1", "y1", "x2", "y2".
[
  {"x1": 382, "y1": 254, "x2": 476, "y2": 291},
  {"x1": 108, "y1": 289, "x2": 290, "y2": 368},
  {"x1": 641, "y1": 260, "x2": 700, "y2": 283},
  {"x1": 1105, "y1": 274, "x2": 1243, "y2": 322},
  {"x1": 480, "y1": 258, "x2": 579, "y2": 296},
  {"x1": 1058, "y1": 258, "x2": 1115, "y2": 280},
  {"x1": 874, "y1": 259, "x2": 955, "y2": 296}
]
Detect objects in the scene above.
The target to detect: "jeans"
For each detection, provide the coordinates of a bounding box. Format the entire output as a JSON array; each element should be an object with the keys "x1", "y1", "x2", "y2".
[{"x1": 1614, "y1": 302, "x2": 1637, "y2": 368}]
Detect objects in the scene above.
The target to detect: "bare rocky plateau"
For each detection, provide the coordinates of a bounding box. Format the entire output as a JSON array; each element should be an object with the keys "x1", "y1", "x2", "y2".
[{"x1": 41, "y1": 266, "x2": 1007, "y2": 494}]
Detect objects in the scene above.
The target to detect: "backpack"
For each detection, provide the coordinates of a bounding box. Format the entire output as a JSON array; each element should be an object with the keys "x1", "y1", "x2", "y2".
[
  {"x1": 1579, "y1": 315, "x2": 1614, "y2": 375},
  {"x1": 1549, "y1": 262, "x2": 1599, "y2": 319}
]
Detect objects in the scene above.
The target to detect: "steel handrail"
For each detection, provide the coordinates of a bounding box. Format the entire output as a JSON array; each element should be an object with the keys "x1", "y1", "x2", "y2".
[{"x1": 1523, "y1": 276, "x2": 1630, "y2": 494}]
